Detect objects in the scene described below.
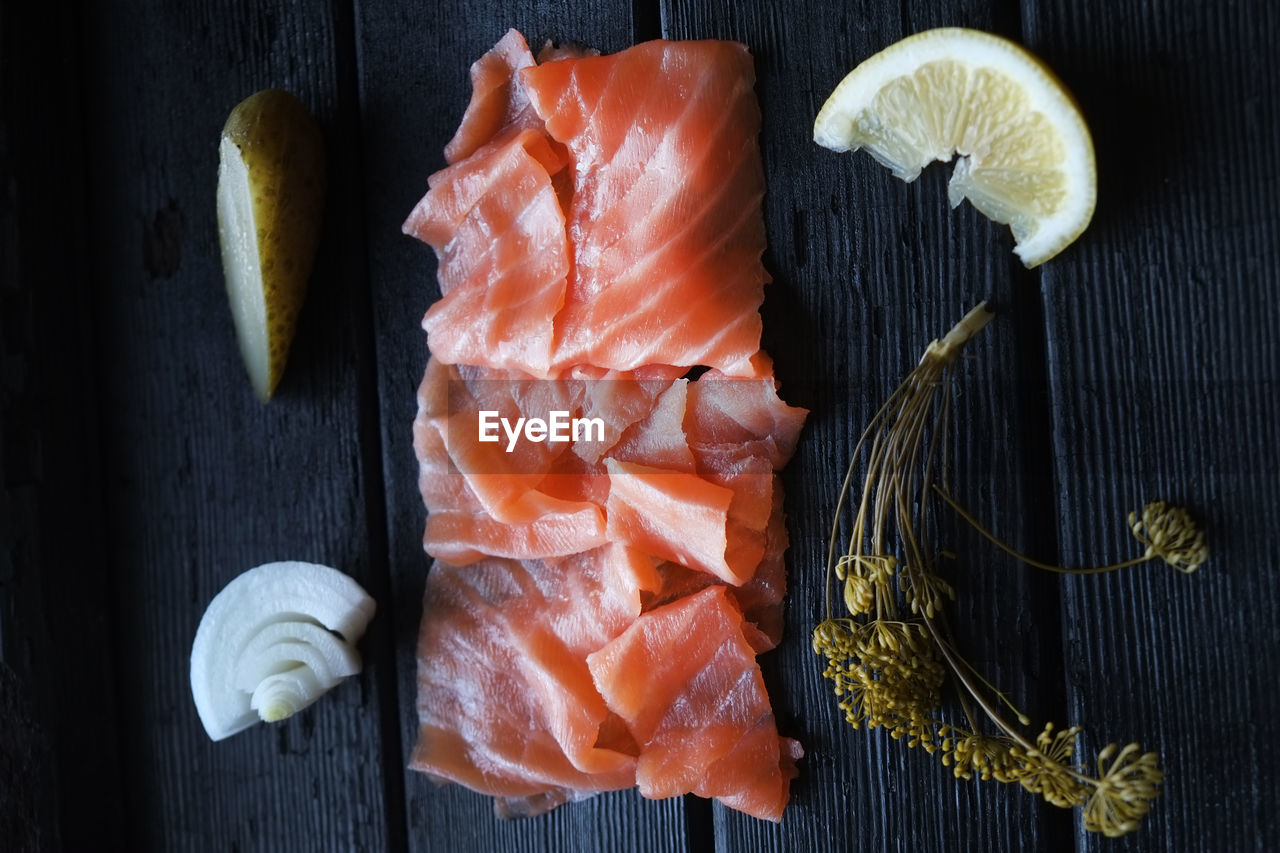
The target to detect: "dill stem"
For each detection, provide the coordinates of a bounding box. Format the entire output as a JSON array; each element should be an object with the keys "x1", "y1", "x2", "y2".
[
  {"x1": 928, "y1": 302, "x2": 995, "y2": 363},
  {"x1": 826, "y1": 382, "x2": 909, "y2": 619},
  {"x1": 932, "y1": 486, "x2": 1154, "y2": 574},
  {"x1": 922, "y1": 615, "x2": 1103, "y2": 793},
  {"x1": 956, "y1": 689, "x2": 983, "y2": 737},
  {"x1": 938, "y1": 635, "x2": 1030, "y2": 725},
  {"x1": 924, "y1": 611, "x2": 1105, "y2": 791},
  {"x1": 919, "y1": 609, "x2": 1035, "y2": 754}
]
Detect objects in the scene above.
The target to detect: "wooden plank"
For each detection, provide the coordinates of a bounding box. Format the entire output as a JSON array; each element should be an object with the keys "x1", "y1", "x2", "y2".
[
  {"x1": 0, "y1": 4, "x2": 125, "y2": 848},
  {"x1": 1024, "y1": 1, "x2": 1280, "y2": 850},
  {"x1": 76, "y1": 1, "x2": 398, "y2": 848},
  {"x1": 659, "y1": 2, "x2": 1070, "y2": 850},
  {"x1": 353, "y1": 2, "x2": 694, "y2": 850}
]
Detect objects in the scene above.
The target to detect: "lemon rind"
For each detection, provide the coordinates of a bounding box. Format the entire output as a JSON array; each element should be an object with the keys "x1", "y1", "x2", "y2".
[{"x1": 814, "y1": 28, "x2": 1096, "y2": 267}]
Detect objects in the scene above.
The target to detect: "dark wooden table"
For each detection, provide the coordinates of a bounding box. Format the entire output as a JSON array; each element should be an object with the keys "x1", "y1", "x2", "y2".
[{"x1": 3, "y1": 1, "x2": 1277, "y2": 850}]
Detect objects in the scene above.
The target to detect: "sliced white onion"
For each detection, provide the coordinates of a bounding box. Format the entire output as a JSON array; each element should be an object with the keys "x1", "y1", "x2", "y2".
[
  {"x1": 233, "y1": 622, "x2": 362, "y2": 692},
  {"x1": 190, "y1": 561, "x2": 376, "y2": 741},
  {"x1": 251, "y1": 666, "x2": 326, "y2": 723}
]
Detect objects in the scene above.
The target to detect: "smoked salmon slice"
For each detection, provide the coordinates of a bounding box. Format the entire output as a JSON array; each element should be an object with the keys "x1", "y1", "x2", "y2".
[
  {"x1": 413, "y1": 358, "x2": 610, "y2": 563},
  {"x1": 406, "y1": 36, "x2": 768, "y2": 378},
  {"x1": 522, "y1": 40, "x2": 768, "y2": 375},
  {"x1": 404, "y1": 129, "x2": 569, "y2": 375},
  {"x1": 416, "y1": 353, "x2": 801, "y2": 585},
  {"x1": 412, "y1": 546, "x2": 657, "y2": 814},
  {"x1": 441, "y1": 29, "x2": 539, "y2": 165},
  {"x1": 407, "y1": 30, "x2": 807, "y2": 823},
  {"x1": 644, "y1": 483, "x2": 790, "y2": 652},
  {"x1": 604, "y1": 458, "x2": 740, "y2": 583},
  {"x1": 587, "y1": 586, "x2": 802, "y2": 822}
]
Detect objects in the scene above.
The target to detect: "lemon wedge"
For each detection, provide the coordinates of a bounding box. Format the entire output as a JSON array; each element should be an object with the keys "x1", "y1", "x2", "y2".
[{"x1": 814, "y1": 28, "x2": 1095, "y2": 267}]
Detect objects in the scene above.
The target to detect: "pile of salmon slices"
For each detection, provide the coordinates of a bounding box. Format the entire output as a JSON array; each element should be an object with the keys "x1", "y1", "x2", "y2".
[{"x1": 404, "y1": 29, "x2": 807, "y2": 821}]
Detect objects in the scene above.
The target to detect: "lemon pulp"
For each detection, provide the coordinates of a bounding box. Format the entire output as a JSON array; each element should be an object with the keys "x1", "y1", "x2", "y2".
[{"x1": 814, "y1": 28, "x2": 1095, "y2": 267}]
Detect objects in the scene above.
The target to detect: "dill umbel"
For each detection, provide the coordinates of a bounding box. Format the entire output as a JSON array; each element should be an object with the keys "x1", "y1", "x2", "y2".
[{"x1": 812, "y1": 302, "x2": 1205, "y2": 837}]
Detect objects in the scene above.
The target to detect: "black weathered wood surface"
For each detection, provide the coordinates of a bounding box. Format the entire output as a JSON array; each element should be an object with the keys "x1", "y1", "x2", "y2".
[
  {"x1": 2, "y1": 1, "x2": 1276, "y2": 851},
  {"x1": 1027, "y1": 3, "x2": 1280, "y2": 851},
  {"x1": 1, "y1": 5, "x2": 122, "y2": 849}
]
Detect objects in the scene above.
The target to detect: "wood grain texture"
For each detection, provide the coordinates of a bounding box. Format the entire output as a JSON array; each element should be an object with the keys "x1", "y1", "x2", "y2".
[
  {"x1": 1024, "y1": 1, "x2": 1280, "y2": 851},
  {"x1": 76, "y1": 0, "x2": 396, "y2": 848},
  {"x1": 660, "y1": 1, "x2": 1069, "y2": 850},
  {"x1": 353, "y1": 1, "x2": 693, "y2": 849}
]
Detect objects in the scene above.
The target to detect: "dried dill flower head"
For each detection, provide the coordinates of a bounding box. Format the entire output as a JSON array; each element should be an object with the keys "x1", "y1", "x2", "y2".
[
  {"x1": 813, "y1": 617, "x2": 944, "y2": 738},
  {"x1": 1083, "y1": 743, "x2": 1164, "y2": 837},
  {"x1": 903, "y1": 571, "x2": 954, "y2": 619},
  {"x1": 1130, "y1": 501, "x2": 1208, "y2": 573},
  {"x1": 814, "y1": 303, "x2": 1201, "y2": 840},
  {"x1": 934, "y1": 487, "x2": 1208, "y2": 577},
  {"x1": 942, "y1": 729, "x2": 1016, "y2": 781},
  {"x1": 1008, "y1": 723, "x2": 1090, "y2": 808}
]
